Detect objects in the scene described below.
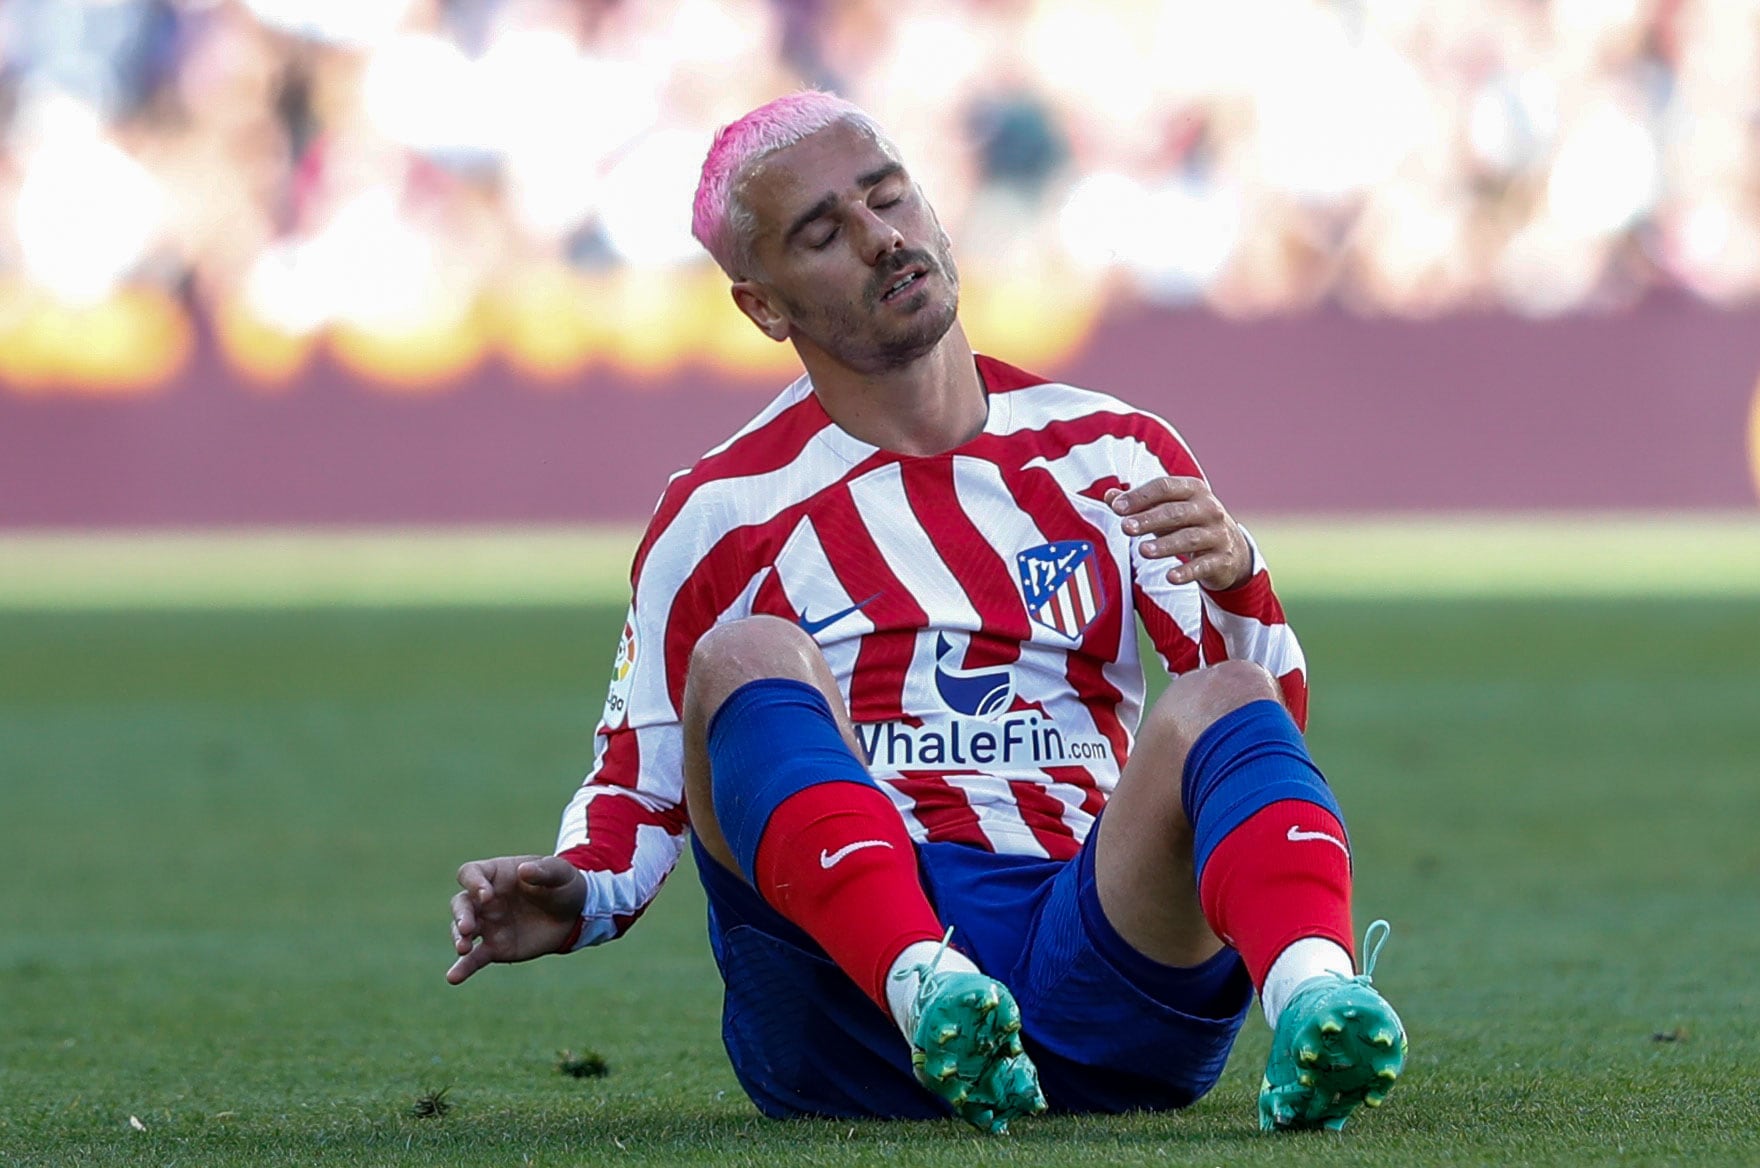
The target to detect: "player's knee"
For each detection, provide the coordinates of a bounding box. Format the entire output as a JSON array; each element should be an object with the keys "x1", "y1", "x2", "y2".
[
  {"x1": 691, "y1": 613, "x2": 814, "y2": 666},
  {"x1": 1141, "y1": 660, "x2": 1283, "y2": 760},
  {"x1": 1190, "y1": 659, "x2": 1283, "y2": 711},
  {"x1": 687, "y1": 616, "x2": 824, "y2": 720}
]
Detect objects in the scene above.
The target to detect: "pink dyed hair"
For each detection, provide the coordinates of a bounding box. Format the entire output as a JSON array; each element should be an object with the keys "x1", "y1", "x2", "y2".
[{"x1": 692, "y1": 91, "x2": 890, "y2": 278}]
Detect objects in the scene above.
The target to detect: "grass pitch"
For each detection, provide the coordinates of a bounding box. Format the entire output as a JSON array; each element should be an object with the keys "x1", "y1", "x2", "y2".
[{"x1": 2, "y1": 591, "x2": 1758, "y2": 1165}]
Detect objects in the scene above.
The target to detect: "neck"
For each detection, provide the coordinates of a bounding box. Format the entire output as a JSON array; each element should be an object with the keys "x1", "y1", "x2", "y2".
[{"x1": 800, "y1": 323, "x2": 986, "y2": 456}]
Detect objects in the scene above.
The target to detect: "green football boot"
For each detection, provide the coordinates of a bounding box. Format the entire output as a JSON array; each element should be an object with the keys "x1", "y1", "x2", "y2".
[
  {"x1": 1259, "y1": 919, "x2": 1408, "y2": 1133},
  {"x1": 899, "y1": 931, "x2": 1047, "y2": 1135}
]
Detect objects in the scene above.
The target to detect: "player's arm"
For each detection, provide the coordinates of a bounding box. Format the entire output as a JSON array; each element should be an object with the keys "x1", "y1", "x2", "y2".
[
  {"x1": 447, "y1": 583, "x2": 689, "y2": 981},
  {"x1": 446, "y1": 483, "x2": 746, "y2": 981},
  {"x1": 445, "y1": 707, "x2": 690, "y2": 982},
  {"x1": 1113, "y1": 419, "x2": 1309, "y2": 725},
  {"x1": 445, "y1": 694, "x2": 690, "y2": 983},
  {"x1": 548, "y1": 486, "x2": 763, "y2": 950}
]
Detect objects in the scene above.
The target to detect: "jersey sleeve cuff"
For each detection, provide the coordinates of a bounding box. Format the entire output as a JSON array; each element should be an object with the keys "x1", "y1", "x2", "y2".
[
  {"x1": 555, "y1": 849, "x2": 648, "y2": 951},
  {"x1": 554, "y1": 849, "x2": 608, "y2": 952}
]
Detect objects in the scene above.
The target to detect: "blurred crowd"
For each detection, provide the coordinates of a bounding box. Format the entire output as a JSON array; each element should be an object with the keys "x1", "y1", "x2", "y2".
[{"x1": 2, "y1": 0, "x2": 1759, "y2": 391}]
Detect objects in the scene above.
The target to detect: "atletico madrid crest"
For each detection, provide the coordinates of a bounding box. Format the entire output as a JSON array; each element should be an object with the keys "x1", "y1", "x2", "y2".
[{"x1": 1016, "y1": 540, "x2": 1106, "y2": 639}]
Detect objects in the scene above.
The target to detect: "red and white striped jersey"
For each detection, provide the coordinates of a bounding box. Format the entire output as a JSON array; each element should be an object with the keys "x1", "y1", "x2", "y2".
[{"x1": 555, "y1": 355, "x2": 1306, "y2": 947}]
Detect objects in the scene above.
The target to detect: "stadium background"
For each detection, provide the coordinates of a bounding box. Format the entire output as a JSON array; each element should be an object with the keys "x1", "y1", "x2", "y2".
[
  {"x1": 2, "y1": 0, "x2": 1759, "y2": 525},
  {"x1": 5, "y1": 5, "x2": 1760, "y2": 1166}
]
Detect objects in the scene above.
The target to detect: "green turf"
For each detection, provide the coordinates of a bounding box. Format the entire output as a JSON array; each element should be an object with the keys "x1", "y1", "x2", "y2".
[{"x1": 2, "y1": 600, "x2": 1757, "y2": 1165}]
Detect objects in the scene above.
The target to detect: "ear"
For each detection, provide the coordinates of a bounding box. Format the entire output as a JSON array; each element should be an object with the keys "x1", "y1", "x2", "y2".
[{"x1": 731, "y1": 282, "x2": 790, "y2": 343}]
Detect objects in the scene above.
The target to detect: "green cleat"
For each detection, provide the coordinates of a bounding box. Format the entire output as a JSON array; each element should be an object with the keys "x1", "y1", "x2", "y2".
[
  {"x1": 898, "y1": 930, "x2": 1047, "y2": 1135},
  {"x1": 1259, "y1": 920, "x2": 1408, "y2": 1133}
]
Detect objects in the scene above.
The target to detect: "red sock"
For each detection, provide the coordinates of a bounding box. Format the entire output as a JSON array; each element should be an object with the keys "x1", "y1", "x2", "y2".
[
  {"x1": 1196, "y1": 799, "x2": 1355, "y2": 989},
  {"x1": 752, "y1": 781, "x2": 946, "y2": 1011}
]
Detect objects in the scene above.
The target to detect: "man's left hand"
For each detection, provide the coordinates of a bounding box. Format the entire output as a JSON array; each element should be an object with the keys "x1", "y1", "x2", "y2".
[{"x1": 1105, "y1": 477, "x2": 1253, "y2": 591}]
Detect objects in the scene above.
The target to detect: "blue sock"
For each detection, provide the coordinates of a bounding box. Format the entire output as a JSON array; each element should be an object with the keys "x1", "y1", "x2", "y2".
[
  {"x1": 707, "y1": 677, "x2": 876, "y2": 882},
  {"x1": 1180, "y1": 699, "x2": 1344, "y2": 884}
]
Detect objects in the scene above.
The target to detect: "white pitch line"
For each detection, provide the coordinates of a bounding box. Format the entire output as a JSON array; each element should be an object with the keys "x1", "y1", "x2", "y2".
[{"x1": 0, "y1": 513, "x2": 1756, "y2": 608}]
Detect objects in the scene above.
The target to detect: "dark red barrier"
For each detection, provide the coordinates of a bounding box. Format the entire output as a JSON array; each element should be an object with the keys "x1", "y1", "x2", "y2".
[
  {"x1": 3, "y1": 296, "x2": 1756, "y2": 527},
  {"x1": 1061, "y1": 297, "x2": 1760, "y2": 513}
]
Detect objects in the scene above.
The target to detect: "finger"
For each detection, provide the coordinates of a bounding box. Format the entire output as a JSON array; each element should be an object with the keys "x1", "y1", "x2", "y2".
[
  {"x1": 1167, "y1": 551, "x2": 1231, "y2": 587},
  {"x1": 1140, "y1": 527, "x2": 1217, "y2": 560},
  {"x1": 1109, "y1": 476, "x2": 1205, "y2": 515},
  {"x1": 446, "y1": 942, "x2": 495, "y2": 985},
  {"x1": 1121, "y1": 500, "x2": 1209, "y2": 539},
  {"x1": 456, "y1": 861, "x2": 494, "y2": 899},
  {"x1": 451, "y1": 890, "x2": 479, "y2": 941},
  {"x1": 517, "y1": 856, "x2": 578, "y2": 889}
]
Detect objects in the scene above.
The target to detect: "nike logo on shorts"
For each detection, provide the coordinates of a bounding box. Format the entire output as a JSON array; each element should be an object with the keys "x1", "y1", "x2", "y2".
[
  {"x1": 820, "y1": 840, "x2": 894, "y2": 868},
  {"x1": 799, "y1": 592, "x2": 881, "y2": 637},
  {"x1": 1287, "y1": 825, "x2": 1349, "y2": 857}
]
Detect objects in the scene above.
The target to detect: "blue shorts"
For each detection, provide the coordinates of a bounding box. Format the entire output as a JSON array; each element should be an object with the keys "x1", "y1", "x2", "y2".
[{"x1": 693, "y1": 826, "x2": 1253, "y2": 1119}]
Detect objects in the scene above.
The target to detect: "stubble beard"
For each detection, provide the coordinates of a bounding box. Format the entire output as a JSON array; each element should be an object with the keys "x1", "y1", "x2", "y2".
[{"x1": 785, "y1": 230, "x2": 962, "y2": 376}]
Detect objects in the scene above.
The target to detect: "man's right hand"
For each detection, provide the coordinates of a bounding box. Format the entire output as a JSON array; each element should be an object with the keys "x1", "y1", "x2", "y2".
[{"x1": 447, "y1": 855, "x2": 588, "y2": 985}]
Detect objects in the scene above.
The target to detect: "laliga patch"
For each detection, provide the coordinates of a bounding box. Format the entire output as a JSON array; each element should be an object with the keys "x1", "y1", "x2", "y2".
[
  {"x1": 1016, "y1": 540, "x2": 1106, "y2": 639},
  {"x1": 602, "y1": 610, "x2": 637, "y2": 728}
]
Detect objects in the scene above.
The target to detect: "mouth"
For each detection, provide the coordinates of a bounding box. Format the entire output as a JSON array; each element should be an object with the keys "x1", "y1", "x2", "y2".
[{"x1": 879, "y1": 265, "x2": 929, "y2": 302}]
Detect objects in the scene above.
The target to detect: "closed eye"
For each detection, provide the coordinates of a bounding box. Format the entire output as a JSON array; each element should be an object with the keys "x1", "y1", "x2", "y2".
[{"x1": 810, "y1": 226, "x2": 840, "y2": 250}]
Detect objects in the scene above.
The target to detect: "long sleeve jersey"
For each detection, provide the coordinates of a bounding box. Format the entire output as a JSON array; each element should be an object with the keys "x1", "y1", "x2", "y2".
[{"x1": 554, "y1": 355, "x2": 1306, "y2": 948}]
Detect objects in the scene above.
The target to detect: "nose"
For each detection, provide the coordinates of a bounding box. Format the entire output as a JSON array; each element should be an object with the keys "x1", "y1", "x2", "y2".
[{"x1": 851, "y1": 204, "x2": 904, "y2": 266}]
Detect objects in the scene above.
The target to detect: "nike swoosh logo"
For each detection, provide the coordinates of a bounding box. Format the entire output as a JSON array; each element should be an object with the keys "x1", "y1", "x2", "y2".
[
  {"x1": 1288, "y1": 825, "x2": 1349, "y2": 856},
  {"x1": 798, "y1": 592, "x2": 881, "y2": 637},
  {"x1": 819, "y1": 840, "x2": 893, "y2": 868}
]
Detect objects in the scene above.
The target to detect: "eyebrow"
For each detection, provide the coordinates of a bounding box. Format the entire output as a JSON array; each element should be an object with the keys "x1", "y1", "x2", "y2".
[
  {"x1": 857, "y1": 162, "x2": 904, "y2": 189},
  {"x1": 782, "y1": 162, "x2": 907, "y2": 245}
]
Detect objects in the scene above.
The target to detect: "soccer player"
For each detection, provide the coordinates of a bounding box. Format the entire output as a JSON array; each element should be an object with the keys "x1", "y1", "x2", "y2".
[{"x1": 446, "y1": 92, "x2": 1406, "y2": 1135}]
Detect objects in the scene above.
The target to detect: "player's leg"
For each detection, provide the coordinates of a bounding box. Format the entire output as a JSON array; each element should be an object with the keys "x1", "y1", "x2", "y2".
[
  {"x1": 1097, "y1": 660, "x2": 1346, "y2": 980},
  {"x1": 682, "y1": 615, "x2": 1044, "y2": 1132},
  {"x1": 681, "y1": 615, "x2": 952, "y2": 1015},
  {"x1": 1094, "y1": 659, "x2": 1406, "y2": 1131}
]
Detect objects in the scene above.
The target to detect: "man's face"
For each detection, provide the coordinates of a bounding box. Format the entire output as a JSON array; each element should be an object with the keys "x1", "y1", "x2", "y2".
[{"x1": 734, "y1": 120, "x2": 960, "y2": 375}]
